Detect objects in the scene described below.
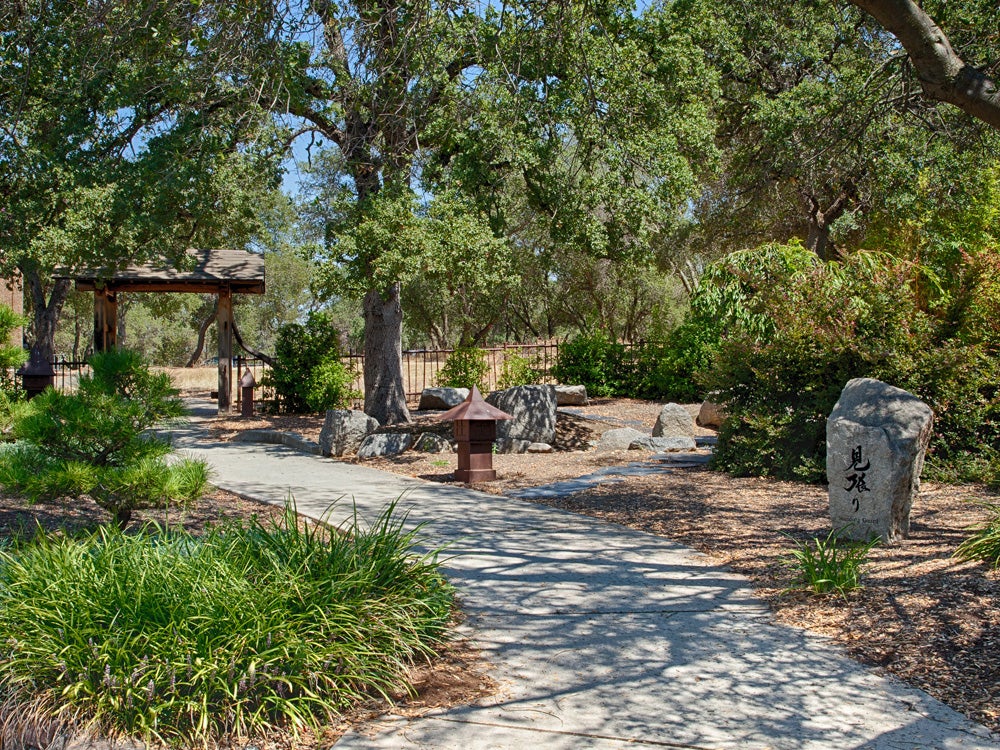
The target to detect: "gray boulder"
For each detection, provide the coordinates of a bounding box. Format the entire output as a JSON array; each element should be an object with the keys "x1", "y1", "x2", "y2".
[
  {"x1": 827, "y1": 378, "x2": 934, "y2": 543},
  {"x1": 527, "y1": 442, "x2": 554, "y2": 453},
  {"x1": 417, "y1": 387, "x2": 470, "y2": 411},
  {"x1": 486, "y1": 385, "x2": 557, "y2": 444},
  {"x1": 357, "y1": 432, "x2": 413, "y2": 459},
  {"x1": 596, "y1": 427, "x2": 648, "y2": 452},
  {"x1": 319, "y1": 410, "x2": 380, "y2": 457},
  {"x1": 628, "y1": 436, "x2": 697, "y2": 452},
  {"x1": 696, "y1": 397, "x2": 726, "y2": 429},
  {"x1": 412, "y1": 432, "x2": 453, "y2": 453},
  {"x1": 554, "y1": 384, "x2": 589, "y2": 406},
  {"x1": 652, "y1": 403, "x2": 696, "y2": 438},
  {"x1": 494, "y1": 437, "x2": 532, "y2": 454}
]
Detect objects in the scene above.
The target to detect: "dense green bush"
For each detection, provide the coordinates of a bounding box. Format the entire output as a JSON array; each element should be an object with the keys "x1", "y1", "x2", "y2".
[
  {"x1": 0, "y1": 350, "x2": 208, "y2": 527},
  {"x1": 263, "y1": 312, "x2": 359, "y2": 413},
  {"x1": 0, "y1": 503, "x2": 454, "y2": 746},
  {"x1": 551, "y1": 333, "x2": 629, "y2": 397},
  {"x1": 436, "y1": 346, "x2": 489, "y2": 391},
  {"x1": 0, "y1": 303, "x2": 26, "y2": 398},
  {"x1": 497, "y1": 351, "x2": 539, "y2": 389},
  {"x1": 702, "y1": 244, "x2": 1000, "y2": 485}
]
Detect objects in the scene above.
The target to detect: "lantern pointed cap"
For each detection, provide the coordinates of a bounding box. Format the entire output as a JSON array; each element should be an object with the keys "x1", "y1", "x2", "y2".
[{"x1": 438, "y1": 386, "x2": 514, "y2": 421}]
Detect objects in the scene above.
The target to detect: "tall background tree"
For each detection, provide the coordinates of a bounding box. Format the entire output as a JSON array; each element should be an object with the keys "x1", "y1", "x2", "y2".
[
  {"x1": 280, "y1": 0, "x2": 719, "y2": 422},
  {"x1": 0, "y1": 0, "x2": 284, "y2": 366}
]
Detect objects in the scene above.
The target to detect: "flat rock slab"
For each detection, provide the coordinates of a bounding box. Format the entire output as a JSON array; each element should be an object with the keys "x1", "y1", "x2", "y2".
[
  {"x1": 629, "y1": 435, "x2": 697, "y2": 452},
  {"x1": 595, "y1": 427, "x2": 649, "y2": 452},
  {"x1": 557, "y1": 408, "x2": 647, "y2": 429}
]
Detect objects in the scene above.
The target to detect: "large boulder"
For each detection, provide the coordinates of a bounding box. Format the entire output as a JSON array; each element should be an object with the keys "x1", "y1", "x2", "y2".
[
  {"x1": 357, "y1": 432, "x2": 413, "y2": 459},
  {"x1": 827, "y1": 378, "x2": 934, "y2": 543},
  {"x1": 486, "y1": 385, "x2": 557, "y2": 445},
  {"x1": 554, "y1": 384, "x2": 589, "y2": 406},
  {"x1": 596, "y1": 427, "x2": 648, "y2": 452},
  {"x1": 696, "y1": 397, "x2": 726, "y2": 430},
  {"x1": 319, "y1": 410, "x2": 380, "y2": 457},
  {"x1": 417, "y1": 387, "x2": 469, "y2": 411},
  {"x1": 652, "y1": 403, "x2": 696, "y2": 438}
]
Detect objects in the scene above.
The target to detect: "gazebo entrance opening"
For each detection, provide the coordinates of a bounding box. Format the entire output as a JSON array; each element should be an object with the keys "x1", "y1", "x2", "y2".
[{"x1": 71, "y1": 249, "x2": 265, "y2": 412}]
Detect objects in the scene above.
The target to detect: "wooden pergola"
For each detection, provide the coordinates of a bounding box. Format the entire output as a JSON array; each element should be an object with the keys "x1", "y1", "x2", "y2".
[{"x1": 71, "y1": 249, "x2": 265, "y2": 412}]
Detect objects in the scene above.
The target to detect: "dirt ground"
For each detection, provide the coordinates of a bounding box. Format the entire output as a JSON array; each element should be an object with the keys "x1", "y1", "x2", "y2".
[{"x1": 209, "y1": 397, "x2": 1000, "y2": 734}]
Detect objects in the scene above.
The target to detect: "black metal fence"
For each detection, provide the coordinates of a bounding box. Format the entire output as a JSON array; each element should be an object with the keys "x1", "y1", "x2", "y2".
[
  {"x1": 39, "y1": 341, "x2": 568, "y2": 407},
  {"x1": 51, "y1": 358, "x2": 91, "y2": 391}
]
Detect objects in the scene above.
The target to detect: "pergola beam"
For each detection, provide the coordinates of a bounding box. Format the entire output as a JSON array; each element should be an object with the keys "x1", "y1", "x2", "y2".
[{"x1": 65, "y1": 249, "x2": 265, "y2": 414}]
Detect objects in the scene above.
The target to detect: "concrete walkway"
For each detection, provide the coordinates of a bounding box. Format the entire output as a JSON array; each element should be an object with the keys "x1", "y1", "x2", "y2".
[{"x1": 171, "y1": 405, "x2": 998, "y2": 749}]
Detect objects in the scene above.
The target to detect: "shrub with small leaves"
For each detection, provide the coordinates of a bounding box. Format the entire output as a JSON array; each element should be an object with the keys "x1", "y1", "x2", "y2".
[
  {"x1": 0, "y1": 350, "x2": 208, "y2": 528},
  {"x1": 263, "y1": 312, "x2": 353, "y2": 413},
  {"x1": 497, "y1": 351, "x2": 539, "y2": 389},
  {"x1": 0, "y1": 303, "x2": 27, "y2": 398},
  {"x1": 552, "y1": 333, "x2": 628, "y2": 397},
  {"x1": 436, "y1": 347, "x2": 489, "y2": 391}
]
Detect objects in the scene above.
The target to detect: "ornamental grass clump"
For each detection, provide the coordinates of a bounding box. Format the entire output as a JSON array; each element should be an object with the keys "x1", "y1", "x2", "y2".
[
  {"x1": 955, "y1": 502, "x2": 1000, "y2": 567},
  {"x1": 782, "y1": 529, "x2": 878, "y2": 598},
  {"x1": 0, "y1": 503, "x2": 454, "y2": 747}
]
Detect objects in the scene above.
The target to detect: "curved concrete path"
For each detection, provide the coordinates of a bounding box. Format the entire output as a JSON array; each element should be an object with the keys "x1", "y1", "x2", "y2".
[{"x1": 170, "y1": 406, "x2": 998, "y2": 749}]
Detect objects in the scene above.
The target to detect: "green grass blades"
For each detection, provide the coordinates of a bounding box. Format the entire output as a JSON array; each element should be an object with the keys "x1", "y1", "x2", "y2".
[
  {"x1": 955, "y1": 502, "x2": 1000, "y2": 567},
  {"x1": 782, "y1": 528, "x2": 878, "y2": 598},
  {"x1": 0, "y1": 502, "x2": 454, "y2": 747}
]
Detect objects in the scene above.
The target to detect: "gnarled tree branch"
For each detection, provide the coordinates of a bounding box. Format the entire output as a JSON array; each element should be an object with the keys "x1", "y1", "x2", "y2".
[{"x1": 848, "y1": 0, "x2": 1000, "y2": 130}]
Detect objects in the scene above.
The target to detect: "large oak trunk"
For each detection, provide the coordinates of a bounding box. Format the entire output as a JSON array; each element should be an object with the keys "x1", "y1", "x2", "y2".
[
  {"x1": 24, "y1": 271, "x2": 70, "y2": 366},
  {"x1": 362, "y1": 283, "x2": 411, "y2": 424}
]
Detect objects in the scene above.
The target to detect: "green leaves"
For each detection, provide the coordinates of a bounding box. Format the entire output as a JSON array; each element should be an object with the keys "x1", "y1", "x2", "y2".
[
  {"x1": 0, "y1": 350, "x2": 208, "y2": 526},
  {"x1": 782, "y1": 529, "x2": 878, "y2": 598},
  {"x1": 0, "y1": 502, "x2": 454, "y2": 745}
]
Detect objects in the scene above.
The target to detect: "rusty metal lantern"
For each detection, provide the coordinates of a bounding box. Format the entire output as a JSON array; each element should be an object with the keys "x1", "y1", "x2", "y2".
[
  {"x1": 438, "y1": 386, "x2": 513, "y2": 483},
  {"x1": 239, "y1": 369, "x2": 256, "y2": 418},
  {"x1": 18, "y1": 353, "x2": 54, "y2": 400}
]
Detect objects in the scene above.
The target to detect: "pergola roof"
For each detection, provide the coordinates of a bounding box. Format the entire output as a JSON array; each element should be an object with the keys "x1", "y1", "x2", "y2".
[{"x1": 70, "y1": 249, "x2": 265, "y2": 295}]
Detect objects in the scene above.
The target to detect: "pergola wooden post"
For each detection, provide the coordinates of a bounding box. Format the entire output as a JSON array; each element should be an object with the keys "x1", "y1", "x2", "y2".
[
  {"x1": 69, "y1": 249, "x2": 265, "y2": 414},
  {"x1": 217, "y1": 284, "x2": 233, "y2": 412},
  {"x1": 93, "y1": 286, "x2": 117, "y2": 354}
]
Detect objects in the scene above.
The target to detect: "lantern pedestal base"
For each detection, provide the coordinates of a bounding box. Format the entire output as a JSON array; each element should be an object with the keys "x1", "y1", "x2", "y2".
[
  {"x1": 455, "y1": 438, "x2": 497, "y2": 484},
  {"x1": 455, "y1": 467, "x2": 497, "y2": 483}
]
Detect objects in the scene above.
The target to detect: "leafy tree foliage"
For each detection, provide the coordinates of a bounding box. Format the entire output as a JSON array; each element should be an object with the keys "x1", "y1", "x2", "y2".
[
  {"x1": 847, "y1": 0, "x2": 1000, "y2": 130},
  {"x1": 279, "y1": 0, "x2": 720, "y2": 422},
  {"x1": 677, "y1": 0, "x2": 999, "y2": 263},
  {"x1": 0, "y1": 0, "x2": 283, "y2": 364}
]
